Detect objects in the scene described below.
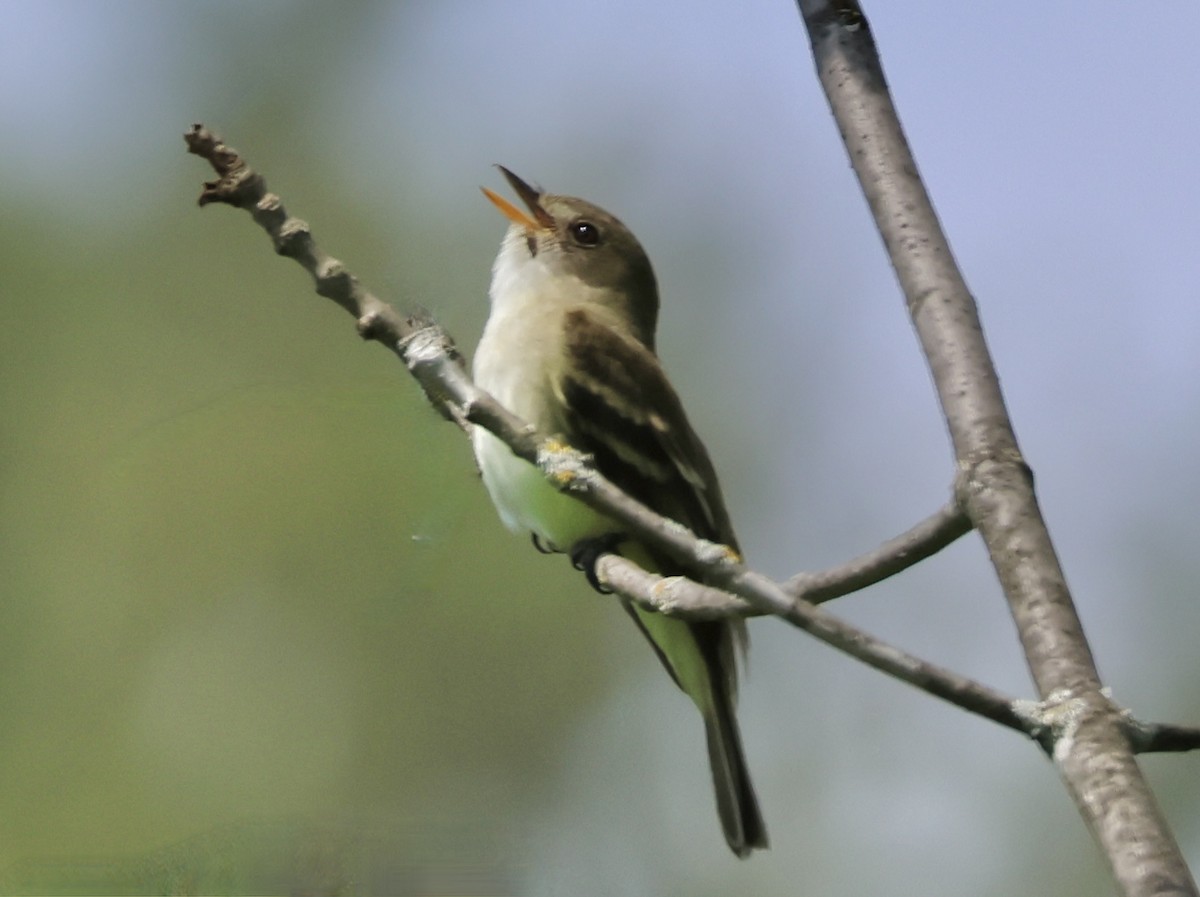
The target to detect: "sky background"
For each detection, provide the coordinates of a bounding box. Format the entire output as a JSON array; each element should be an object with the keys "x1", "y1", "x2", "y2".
[{"x1": 1, "y1": 2, "x2": 1198, "y2": 894}]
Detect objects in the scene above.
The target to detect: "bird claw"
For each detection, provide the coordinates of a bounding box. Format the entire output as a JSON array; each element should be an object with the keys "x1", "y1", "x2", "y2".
[{"x1": 569, "y1": 534, "x2": 626, "y2": 594}]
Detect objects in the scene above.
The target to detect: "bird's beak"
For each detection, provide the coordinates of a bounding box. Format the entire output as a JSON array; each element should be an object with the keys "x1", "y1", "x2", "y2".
[{"x1": 481, "y1": 166, "x2": 555, "y2": 232}]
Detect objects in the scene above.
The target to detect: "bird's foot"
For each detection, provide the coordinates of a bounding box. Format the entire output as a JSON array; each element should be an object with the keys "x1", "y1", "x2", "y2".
[{"x1": 569, "y1": 534, "x2": 627, "y2": 594}]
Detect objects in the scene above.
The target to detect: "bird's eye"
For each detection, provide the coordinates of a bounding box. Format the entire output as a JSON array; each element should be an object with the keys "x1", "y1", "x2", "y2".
[{"x1": 569, "y1": 220, "x2": 601, "y2": 247}]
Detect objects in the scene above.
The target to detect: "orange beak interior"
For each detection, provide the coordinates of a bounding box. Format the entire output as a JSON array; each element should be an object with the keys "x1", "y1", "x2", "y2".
[
  {"x1": 481, "y1": 186, "x2": 540, "y2": 231},
  {"x1": 482, "y1": 167, "x2": 556, "y2": 231}
]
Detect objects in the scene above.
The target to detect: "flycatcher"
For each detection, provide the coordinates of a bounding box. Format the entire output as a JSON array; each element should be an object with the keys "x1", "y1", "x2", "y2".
[{"x1": 473, "y1": 167, "x2": 767, "y2": 857}]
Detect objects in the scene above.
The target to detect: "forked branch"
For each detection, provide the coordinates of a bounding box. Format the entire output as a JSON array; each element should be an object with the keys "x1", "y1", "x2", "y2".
[
  {"x1": 183, "y1": 124, "x2": 1005, "y2": 732},
  {"x1": 184, "y1": 122, "x2": 1197, "y2": 832}
]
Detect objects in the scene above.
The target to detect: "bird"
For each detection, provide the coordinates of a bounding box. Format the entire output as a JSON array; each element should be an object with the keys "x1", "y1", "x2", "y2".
[{"x1": 471, "y1": 166, "x2": 767, "y2": 857}]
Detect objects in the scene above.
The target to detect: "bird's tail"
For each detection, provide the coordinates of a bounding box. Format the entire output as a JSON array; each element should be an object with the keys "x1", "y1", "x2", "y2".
[
  {"x1": 621, "y1": 591, "x2": 767, "y2": 857},
  {"x1": 704, "y1": 672, "x2": 768, "y2": 858}
]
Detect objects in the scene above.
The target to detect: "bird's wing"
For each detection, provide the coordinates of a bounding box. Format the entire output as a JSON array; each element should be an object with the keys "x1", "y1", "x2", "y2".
[
  {"x1": 555, "y1": 309, "x2": 765, "y2": 857},
  {"x1": 553, "y1": 306, "x2": 738, "y2": 555}
]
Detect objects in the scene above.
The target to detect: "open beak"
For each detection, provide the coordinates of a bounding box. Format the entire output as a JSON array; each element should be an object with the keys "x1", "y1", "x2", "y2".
[{"x1": 481, "y1": 166, "x2": 556, "y2": 232}]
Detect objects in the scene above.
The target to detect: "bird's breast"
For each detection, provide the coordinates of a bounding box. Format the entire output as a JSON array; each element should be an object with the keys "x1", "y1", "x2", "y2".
[{"x1": 471, "y1": 293, "x2": 611, "y2": 548}]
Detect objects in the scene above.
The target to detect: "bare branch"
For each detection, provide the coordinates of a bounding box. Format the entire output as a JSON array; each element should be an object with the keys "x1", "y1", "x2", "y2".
[
  {"x1": 1125, "y1": 720, "x2": 1200, "y2": 755},
  {"x1": 796, "y1": 4, "x2": 1197, "y2": 894},
  {"x1": 187, "y1": 125, "x2": 973, "y2": 615},
  {"x1": 598, "y1": 552, "x2": 1030, "y2": 735},
  {"x1": 186, "y1": 125, "x2": 754, "y2": 578},
  {"x1": 601, "y1": 552, "x2": 1200, "y2": 760},
  {"x1": 785, "y1": 499, "x2": 971, "y2": 603},
  {"x1": 188, "y1": 122, "x2": 1200, "y2": 892},
  {"x1": 183, "y1": 124, "x2": 1008, "y2": 732},
  {"x1": 595, "y1": 497, "x2": 970, "y2": 616},
  {"x1": 596, "y1": 555, "x2": 752, "y2": 620}
]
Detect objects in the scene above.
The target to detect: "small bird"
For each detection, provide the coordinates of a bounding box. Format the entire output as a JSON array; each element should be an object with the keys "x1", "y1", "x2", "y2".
[{"x1": 472, "y1": 167, "x2": 767, "y2": 857}]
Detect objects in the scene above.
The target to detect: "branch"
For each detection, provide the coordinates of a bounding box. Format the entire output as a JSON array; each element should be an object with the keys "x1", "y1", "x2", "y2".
[
  {"x1": 785, "y1": 499, "x2": 970, "y2": 603},
  {"x1": 1127, "y1": 720, "x2": 1200, "y2": 755},
  {"x1": 185, "y1": 124, "x2": 973, "y2": 610},
  {"x1": 597, "y1": 552, "x2": 1028, "y2": 734},
  {"x1": 602, "y1": 556, "x2": 1200, "y2": 757},
  {"x1": 183, "y1": 124, "x2": 1015, "y2": 736},
  {"x1": 186, "y1": 122, "x2": 1199, "y2": 844},
  {"x1": 796, "y1": 3, "x2": 1197, "y2": 894},
  {"x1": 595, "y1": 497, "x2": 971, "y2": 617},
  {"x1": 186, "y1": 124, "x2": 751, "y2": 580}
]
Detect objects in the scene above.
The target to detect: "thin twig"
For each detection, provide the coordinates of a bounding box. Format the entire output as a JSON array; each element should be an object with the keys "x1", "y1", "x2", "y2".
[
  {"x1": 184, "y1": 123, "x2": 1021, "y2": 736},
  {"x1": 597, "y1": 552, "x2": 1029, "y2": 734},
  {"x1": 185, "y1": 124, "x2": 971, "y2": 611},
  {"x1": 785, "y1": 500, "x2": 971, "y2": 602},
  {"x1": 1125, "y1": 720, "x2": 1200, "y2": 755},
  {"x1": 186, "y1": 121, "x2": 1200, "y2": 788},
  {"x1": 595, "y1": 498, "x2": 971, "y2": 616}
]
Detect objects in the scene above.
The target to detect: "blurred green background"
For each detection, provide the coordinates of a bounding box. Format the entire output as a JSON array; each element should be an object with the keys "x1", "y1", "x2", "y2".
[{"x1": 1, "y1": 1, "x2": 1198, "y2": 894}]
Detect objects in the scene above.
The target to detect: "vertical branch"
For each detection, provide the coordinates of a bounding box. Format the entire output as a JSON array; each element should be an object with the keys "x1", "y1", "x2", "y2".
[{"x1": 795, "y1": 2, "x2": 1196, "y2": 895}]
